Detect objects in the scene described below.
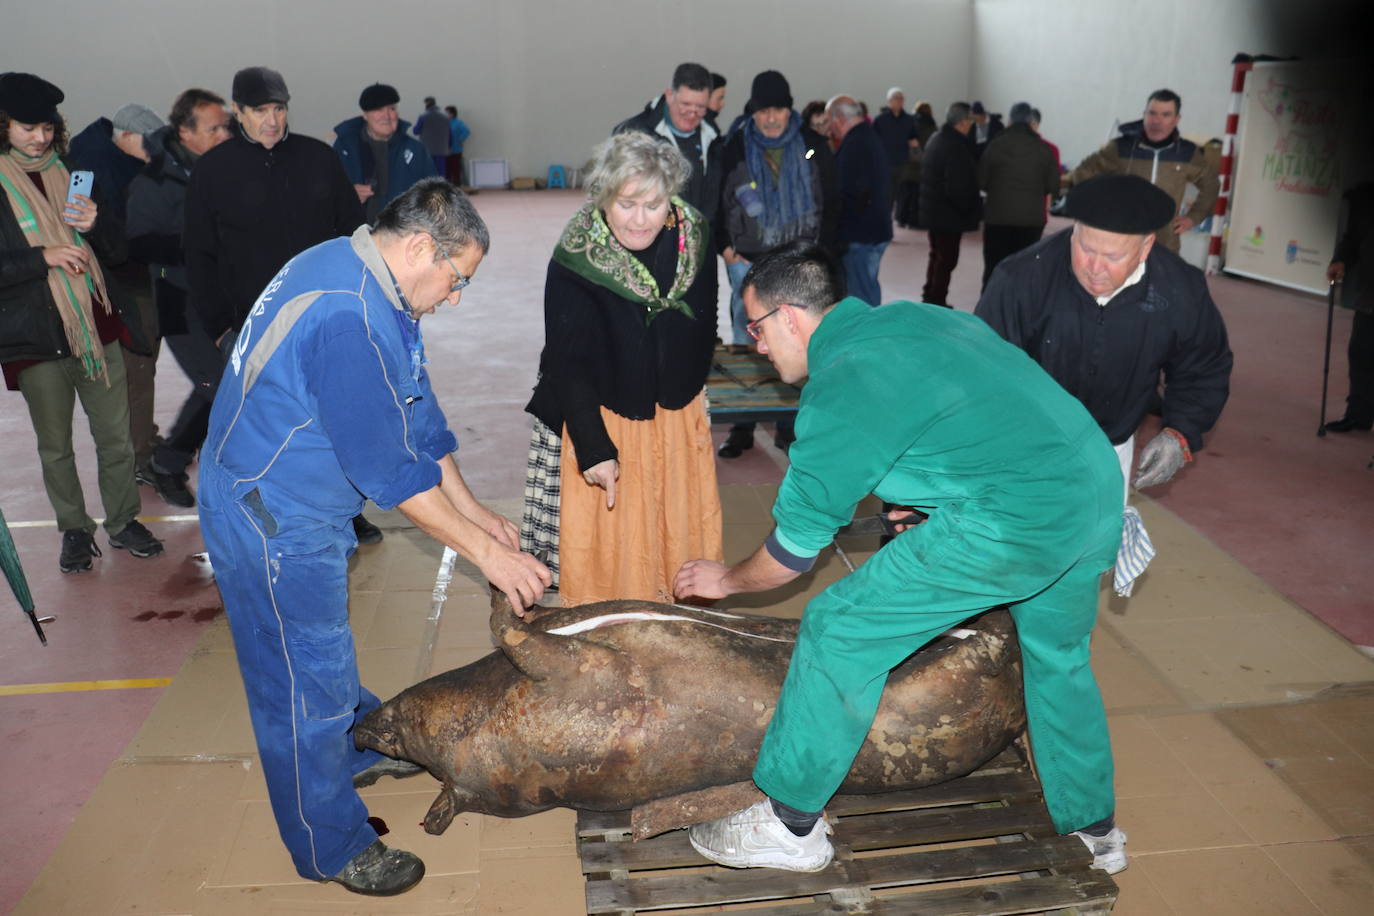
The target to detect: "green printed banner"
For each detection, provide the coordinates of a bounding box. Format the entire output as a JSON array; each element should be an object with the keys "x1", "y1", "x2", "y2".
[{"x1": 1224, "y1": 60, "x2": 1369, "y2": 295}]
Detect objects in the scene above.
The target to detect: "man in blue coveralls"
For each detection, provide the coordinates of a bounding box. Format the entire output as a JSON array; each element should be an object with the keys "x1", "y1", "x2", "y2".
[
  {"x1": 674, "y1": 241, "x2": 1128, "y2": 876},
  {"x1": 198, "y1": 178, "x2": 551, "y2": 896}
]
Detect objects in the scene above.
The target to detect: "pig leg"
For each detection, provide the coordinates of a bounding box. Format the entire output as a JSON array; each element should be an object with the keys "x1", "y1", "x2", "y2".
[
  {"x1": 424, "y1": 784, "x2": 479, "y2": 835},
  {"x1": 630, "y1": 781, "x2": 766, "y2": 840}
]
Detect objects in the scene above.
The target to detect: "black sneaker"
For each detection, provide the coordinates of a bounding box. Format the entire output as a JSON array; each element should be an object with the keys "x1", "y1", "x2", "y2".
[
  {"x1": 137, "y1": 459, "x2": 196, "y2": 508},
  {"x1": 59, "y1": 529, "x2": 101, "y2": 573},
  {"x1": 327, "y1": 840, "x2": 424, "y2": 896},
  {"x1": 108, "y1": 520, "x2": 164, "y2": 558},
  {"x1": 352, "y1": 514, "x2": 384, "y2": 545}
]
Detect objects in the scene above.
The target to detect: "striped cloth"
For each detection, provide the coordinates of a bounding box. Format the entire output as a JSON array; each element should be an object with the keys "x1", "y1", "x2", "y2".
[
  {"x1": 1112, "y1": 506, "x2": 1155, "y2": 597},
  {"x1": 519, "y1": 419, "x2": 562, "y2": 589}
]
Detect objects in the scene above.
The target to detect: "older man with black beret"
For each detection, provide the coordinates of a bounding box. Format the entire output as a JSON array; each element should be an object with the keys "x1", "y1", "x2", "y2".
[
  {"x1": 976, "y1": 173, "x2": 1233, "y2": 593},
  {"x1": 333, "y1": 83, "x2": 436, "y2": 222}
]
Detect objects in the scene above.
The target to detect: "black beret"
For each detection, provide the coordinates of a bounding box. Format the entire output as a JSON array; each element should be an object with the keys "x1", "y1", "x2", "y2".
[
  {"x1": 0, "y1": 72, "x2": 64, "y2": 124},
  {"x1": 1065, "y1": 174, "x2": 1177, "y2": 234},
  {"x1": 232, "y1": 66, "x2": 290, "y2": 107},
  {"x1": 359, "y1": 83, "x2": 400, "y2": 111}
]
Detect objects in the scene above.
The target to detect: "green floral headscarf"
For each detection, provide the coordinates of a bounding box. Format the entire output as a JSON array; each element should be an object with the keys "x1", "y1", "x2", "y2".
[{"x1": 552, "y1": 196, "x2": 708, "y2": 325}]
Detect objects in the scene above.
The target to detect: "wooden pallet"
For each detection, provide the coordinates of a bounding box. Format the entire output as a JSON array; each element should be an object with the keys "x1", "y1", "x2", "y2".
[{"x1": 575, "y1": 749, "x2": 1118, "y2": 915}]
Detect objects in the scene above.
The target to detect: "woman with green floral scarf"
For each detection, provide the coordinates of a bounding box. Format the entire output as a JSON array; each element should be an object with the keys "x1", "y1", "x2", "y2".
[
  {"x1": 521, "y1": 131, "x2": 721, "y2": 605},
  {"x1": 0, "y1": 72, "x2": 163, "y2": 573}
]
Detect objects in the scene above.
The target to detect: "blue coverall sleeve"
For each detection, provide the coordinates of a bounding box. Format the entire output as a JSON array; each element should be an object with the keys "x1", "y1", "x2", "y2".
[
  {"x1": 306, "y1": 322, "x2": 443, "y2": 510},
  {"x1": 412, "y1": 366, "x2": 459, "y2": 460}
]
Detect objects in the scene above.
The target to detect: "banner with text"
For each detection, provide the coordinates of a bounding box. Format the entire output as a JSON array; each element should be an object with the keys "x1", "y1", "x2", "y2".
[{"x1": 1224, "y1": 59, "x2": 1368, "y2": 295}]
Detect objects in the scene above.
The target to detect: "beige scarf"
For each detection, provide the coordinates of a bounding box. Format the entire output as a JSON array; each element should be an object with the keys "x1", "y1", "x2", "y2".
[{"x1": 0, "y1": 148, "x2": 112, "y2": 382}]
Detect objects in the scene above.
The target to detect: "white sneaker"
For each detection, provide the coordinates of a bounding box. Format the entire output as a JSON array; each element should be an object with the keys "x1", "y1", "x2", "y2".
[
  {"x1": 1073, "y1": 826, "x2": 1128, "y2": 874},
  {"x1": 688, "y1": 798, "x2": 834, "y2": 872}
]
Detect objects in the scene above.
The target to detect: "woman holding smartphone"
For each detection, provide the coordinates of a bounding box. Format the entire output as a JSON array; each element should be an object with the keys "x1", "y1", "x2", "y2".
[{"x1": 0, "y1": 72, "x2": 163, "y2": 572}]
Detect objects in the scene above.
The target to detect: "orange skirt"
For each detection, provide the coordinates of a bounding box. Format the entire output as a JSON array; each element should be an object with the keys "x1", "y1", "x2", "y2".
[{"x1": 558, "y1": 391, "x2": 723, "y2": 606}]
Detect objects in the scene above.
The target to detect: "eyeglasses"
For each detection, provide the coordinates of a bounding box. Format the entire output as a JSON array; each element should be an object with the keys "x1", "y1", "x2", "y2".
[
  {"x1": 438, "y1": 248, "x2": 471, "y2": 292},
  {"x1": 746, "y1": 305, "x2": 784, "y2": 341}
]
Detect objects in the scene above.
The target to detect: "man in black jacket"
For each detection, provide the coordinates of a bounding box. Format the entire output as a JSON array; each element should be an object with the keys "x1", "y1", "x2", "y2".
[
  {"x1": 127, "y1": 88, "x2": 230, "y2": 507},
  {"x1": 714, "y1": 70, "x2": 839, "y2": 458},
  {"x1": 183, "y1": 67, "x2": 379, "y2": 543},
  {"x1": 827, "y1": 95, "x2": 891, "y2": 306},
  {"x1": 970, "y1": 100, "x2": 1004, "y2": 160},
  {"x1": 1324, "y1": 183, "x2": 1374, "y2": 433},
  {"x1": 918, "y1": 102, "x2": 980, "y2": 306},
  {"x1": 871, "y1": 88, "x2": 918, "y2": 222},
  {"x1": 614, "y1": 62, "x2": 722, "y2": 222},
  {"x1": 977, "y1": 101, "x2": 1059, "y2": 288},
  {"x1": 976, "y1": 174, "x2": 1231, "y2": 499}
]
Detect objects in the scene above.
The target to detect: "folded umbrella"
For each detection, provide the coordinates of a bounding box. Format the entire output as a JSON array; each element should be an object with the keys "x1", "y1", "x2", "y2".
[{"x1": 0, "y1": 507, "x2": 48, "y2": 646}]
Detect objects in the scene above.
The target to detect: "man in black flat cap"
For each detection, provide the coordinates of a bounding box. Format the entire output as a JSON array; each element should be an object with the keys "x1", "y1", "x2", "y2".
[
  {"x1": 333, "y1": 83, "x2": 436, "y2": 223},
  {"x1": 976, "y1": 174, "x2": 1232, "y2": 592},
  {"x1": 183, "y1": 67, "x2": 384, "y2": 544}
]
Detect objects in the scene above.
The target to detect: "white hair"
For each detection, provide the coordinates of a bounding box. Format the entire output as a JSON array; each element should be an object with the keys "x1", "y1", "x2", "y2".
[
  {"x1": 586, "y1": 131, "x2": 691, "y2": 211},
  {"x1": 886, "y1": 87, "x2": 904, "y2": 101},
  {"x1": 826, "y1": 95, "x2": 862, "y2": 123}
]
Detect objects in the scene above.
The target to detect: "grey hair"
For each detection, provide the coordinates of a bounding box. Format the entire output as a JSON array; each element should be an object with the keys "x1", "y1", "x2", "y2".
[
  {"x1": 826, "y1": 95, "x2": 862, "y2": 123},
  {"x1": 586, "y1": 132, "x2": 691, "y2": 211},
  {"x1": 886, "y1": 86, "x2": 904, "y2": 101},
  {"x1": 374, "y1": 176, "x2": 490, "y2": 256},
  {"x1": 1009, "y1": 101, "x2": 1033, "y2": 125},
  {"x1": 944, "y1": 102, "x2": 972, "y2": 127}
]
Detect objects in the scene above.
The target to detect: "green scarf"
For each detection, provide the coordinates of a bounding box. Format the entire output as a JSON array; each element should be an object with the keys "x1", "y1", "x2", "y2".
[{"x1": 552, "y1": 196, "x2": 708, "y2": 325}]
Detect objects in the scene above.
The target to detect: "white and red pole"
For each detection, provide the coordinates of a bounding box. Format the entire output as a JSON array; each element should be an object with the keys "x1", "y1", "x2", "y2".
[{"x1": 1207, "y1": 57, "x2": 1254, "y2": 275}]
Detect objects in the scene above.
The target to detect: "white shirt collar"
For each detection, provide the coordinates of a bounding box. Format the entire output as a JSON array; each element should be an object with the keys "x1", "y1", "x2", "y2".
[{"x1": 1095, "y1": 260, "x2": 1147, "y2": 307}]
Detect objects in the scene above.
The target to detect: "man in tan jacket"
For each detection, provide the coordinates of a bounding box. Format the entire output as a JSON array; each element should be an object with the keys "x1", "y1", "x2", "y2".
[{"x1": 1067, "y1": 89, "x2": 1218, "y2": 252}]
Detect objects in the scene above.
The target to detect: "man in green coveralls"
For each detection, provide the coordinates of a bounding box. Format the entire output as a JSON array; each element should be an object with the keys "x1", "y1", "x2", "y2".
[{"x1": 674, "y1": 241, "x2": 1129, "y2": 875}]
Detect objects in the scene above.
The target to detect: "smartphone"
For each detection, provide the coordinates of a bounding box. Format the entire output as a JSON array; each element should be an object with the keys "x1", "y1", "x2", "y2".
[{"x1": 65, "y1": 170, "x2": 94, "y2": 208}]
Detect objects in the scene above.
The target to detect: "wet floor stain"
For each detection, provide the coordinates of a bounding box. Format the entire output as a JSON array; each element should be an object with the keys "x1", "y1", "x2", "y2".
[{"x1": 130, "y1": 605, "x2": 223, "y2": 623}]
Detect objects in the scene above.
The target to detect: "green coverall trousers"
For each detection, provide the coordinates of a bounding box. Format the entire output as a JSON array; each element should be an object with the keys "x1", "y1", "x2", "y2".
[{"x1": 753, "y1": 506, "x2": 1121, "y2": 835}]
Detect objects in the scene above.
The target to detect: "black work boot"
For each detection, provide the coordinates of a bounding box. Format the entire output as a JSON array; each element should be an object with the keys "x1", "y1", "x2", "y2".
[
  {"x1": 352, "y1": 514, "x2": 384, "y2": 545},
  {"x1": 59, "y1": 529, "x2": 101, "y2": 573},
  {"x1": 327, "y1": 840, "x2": 424, "y2": 896},
  {"x1": 353, "y1": 757, "x2": 425, "y2": 789},
  {"x1": 717, "y1": 425, "x2": 754, "y2": 459}
]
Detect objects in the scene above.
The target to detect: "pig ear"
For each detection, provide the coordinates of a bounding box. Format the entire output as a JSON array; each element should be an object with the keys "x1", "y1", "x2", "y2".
[{"x1": 489, "y1": 588, "x2": 633, "y2": 683}]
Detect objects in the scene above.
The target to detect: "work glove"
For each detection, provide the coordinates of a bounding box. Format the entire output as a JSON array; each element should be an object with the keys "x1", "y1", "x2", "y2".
[{"x1": 1133, "y1": 429, "x2": 1190, "y2": 488}]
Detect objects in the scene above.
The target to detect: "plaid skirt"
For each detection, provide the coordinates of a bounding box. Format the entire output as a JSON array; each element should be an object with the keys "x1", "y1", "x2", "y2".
[{"x1": 519, "y1": 418, "x2": 563, "y2": 588}]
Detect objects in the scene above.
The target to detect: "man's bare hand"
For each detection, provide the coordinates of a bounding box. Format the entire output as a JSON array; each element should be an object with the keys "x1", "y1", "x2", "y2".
[
  {"x1": 473, "y1": 506, "x2": 520, "y2": 550},
  {"x1": 885, "y1": 507, "x2": 924, "y2": 535},
  {"x1": 477, "y1": 542, "x2": 551, "y2": 616},
  {"x1": 1171, "y1": 215, "x2": 1195, "y2": 235},
  {"x1": 673, "y1": 558, "x2": 731, "y2": 600},
  {"x1": 1328, "y1": 261, "x2": 1345, "y2": 284},
  {"x1": 354, "y1": 184, "x2": 375, "y2": 204}
]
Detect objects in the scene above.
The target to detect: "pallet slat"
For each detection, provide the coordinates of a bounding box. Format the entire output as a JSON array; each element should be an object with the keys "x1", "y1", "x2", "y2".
[
  {"x1": 585, "y1": 835, "x2": 1092, "y2": 912},
  {"x1": 575, "y1": 749, "x2": 1116, "y2": 915},
  {"x1": 579, "y1": 798, "x2": 1055, "y2": 872}
]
